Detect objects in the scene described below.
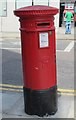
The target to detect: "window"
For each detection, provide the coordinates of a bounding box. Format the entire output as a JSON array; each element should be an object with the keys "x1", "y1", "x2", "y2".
[
  {"x1": 0, "y1": 0, "x2": 7, "y2": 17},
  {"x1": 15, "y1": 0, "x2": 32, "y2": 9},
  {"x1": 34, "y1": 0, "x2": 48, "y2": 6}
]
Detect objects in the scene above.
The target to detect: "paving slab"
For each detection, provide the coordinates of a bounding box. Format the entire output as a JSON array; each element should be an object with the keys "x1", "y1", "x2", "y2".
[{"x1": 2, "y1": 92, "x2": 22, "y2": 114}]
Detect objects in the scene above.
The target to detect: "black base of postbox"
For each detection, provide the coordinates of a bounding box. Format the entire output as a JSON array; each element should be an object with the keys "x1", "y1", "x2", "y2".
[{"x1": 23, "y1": 86, "x2": 58, "y2": 117}]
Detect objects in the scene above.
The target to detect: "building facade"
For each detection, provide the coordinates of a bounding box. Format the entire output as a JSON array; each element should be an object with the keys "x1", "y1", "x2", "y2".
[{"x1": 0, "y1": 0, "x2": 59, "y2": 37}]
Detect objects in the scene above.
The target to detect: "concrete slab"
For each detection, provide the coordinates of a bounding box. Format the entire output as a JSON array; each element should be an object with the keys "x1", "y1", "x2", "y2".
[
  {"x1": 0, "y1": 93, "x2": 2, "y2": 112},
  {"x1": 0, "y1": 32, "x2": 20, "y2": 39},
  {"x1": 0, "y1": 113, "x2": 2, "y2": 120},
  {"x1": 2, "y1": 92, "x2": 22, "y2": 115}
]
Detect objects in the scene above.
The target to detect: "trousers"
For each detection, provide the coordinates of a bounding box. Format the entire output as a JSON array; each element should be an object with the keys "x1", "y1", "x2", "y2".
[{"x1": 65, "y1": 21, "x2": 71, "y2": 33}]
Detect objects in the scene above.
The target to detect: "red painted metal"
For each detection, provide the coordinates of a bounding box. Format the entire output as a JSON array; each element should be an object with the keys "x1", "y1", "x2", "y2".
[{"x1": 14, "y1": 5, "x2": 58, "y2": 90}]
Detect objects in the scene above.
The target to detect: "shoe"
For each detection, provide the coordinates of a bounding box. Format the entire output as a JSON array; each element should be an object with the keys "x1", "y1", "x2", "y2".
[
  {"x1": 65, "y1": 32, "x2": 68, "y2": 34},
  {"x1": 68, "y1": 32, "x2": 71, "y2": 34}
]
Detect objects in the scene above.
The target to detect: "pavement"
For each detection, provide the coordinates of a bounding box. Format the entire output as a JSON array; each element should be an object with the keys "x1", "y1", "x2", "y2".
[
  {"x1": 0, "y1": 36, "x2": 75, "y2": 119},
  {"x1": 0, "y1": 26, "x2": 76, "y2": 40},
  {"x1": 56, "y1": 26, "x2": 75, "y2": 40}
]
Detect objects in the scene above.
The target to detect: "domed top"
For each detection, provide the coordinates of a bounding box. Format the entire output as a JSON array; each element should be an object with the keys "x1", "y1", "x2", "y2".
[{"x1": 14, "y1": 5, "x2": 58, "y2": 17}]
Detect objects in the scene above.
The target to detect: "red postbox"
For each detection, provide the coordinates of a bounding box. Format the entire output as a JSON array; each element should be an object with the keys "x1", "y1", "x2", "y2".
[{"x1": 14, "y1": 5, "x2": 58, "y2": 117}]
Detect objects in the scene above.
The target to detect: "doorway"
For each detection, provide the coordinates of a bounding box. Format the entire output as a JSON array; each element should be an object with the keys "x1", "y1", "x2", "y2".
[{"x1": 59, "y1": 2, "x2": 65, "y2": 27}]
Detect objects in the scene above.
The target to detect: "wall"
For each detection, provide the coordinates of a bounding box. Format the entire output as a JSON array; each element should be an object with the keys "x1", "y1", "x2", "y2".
[
  {"x1": 49, "y1": 0, "x2": 60, "y2": 32},
  {"x1": 0, "y1": 1, "x2": 2, "y2": 32},
  {"x1": 1, "y1": 0, "x2": 19, "y2": 32},
  {"x1": 0, "y1": 18, "x2": 1, "y2": 32}
]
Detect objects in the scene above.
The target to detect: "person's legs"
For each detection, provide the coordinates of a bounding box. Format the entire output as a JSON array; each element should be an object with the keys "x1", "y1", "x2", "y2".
[
  {"x1": 68, "y1": 22, "x2": 71, "y2": 33},
  {"x1": 65, "y1": 22, "x2": 69, "y2": 34}
]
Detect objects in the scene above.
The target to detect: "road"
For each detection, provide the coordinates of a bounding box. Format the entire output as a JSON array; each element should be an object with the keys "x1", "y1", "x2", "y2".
[{"x1": 0, "y1": 38, "x2": 75, "y2": 119}]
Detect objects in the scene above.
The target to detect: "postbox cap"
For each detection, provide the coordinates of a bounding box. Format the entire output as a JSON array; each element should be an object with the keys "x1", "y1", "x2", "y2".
[{"x1": 14, "y1": 5, "x2": 58, "y2": 17}]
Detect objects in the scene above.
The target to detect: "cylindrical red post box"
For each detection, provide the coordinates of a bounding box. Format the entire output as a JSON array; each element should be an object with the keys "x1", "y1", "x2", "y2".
[{"x1": 14, "y1": 5, "x2": 58, "y2": 117}]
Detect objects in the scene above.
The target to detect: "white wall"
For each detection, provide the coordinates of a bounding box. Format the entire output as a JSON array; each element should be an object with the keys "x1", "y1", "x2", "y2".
[
  {"x1": 0, "y1": 18, "x2": 1, "y2": 32},
  {"x1": 1, "y1": 0, "x2": 19, "y2": 32},
  {"x1": 0, "y1": 1, "x2": 2, "y2": 32},
  {"x1": 49, "y1": 0, "x2": 60, "y2": 32}
]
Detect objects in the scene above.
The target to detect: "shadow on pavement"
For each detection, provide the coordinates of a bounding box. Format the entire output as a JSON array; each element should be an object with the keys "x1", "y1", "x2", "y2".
[{"x1": 2, "y1": 49, "x2": 23, "y2": 86}]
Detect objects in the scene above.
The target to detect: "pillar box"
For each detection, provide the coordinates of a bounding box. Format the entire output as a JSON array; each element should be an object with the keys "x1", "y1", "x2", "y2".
[{"x1": 14, "y1": 5, "x2": 58, "y2": 117}]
